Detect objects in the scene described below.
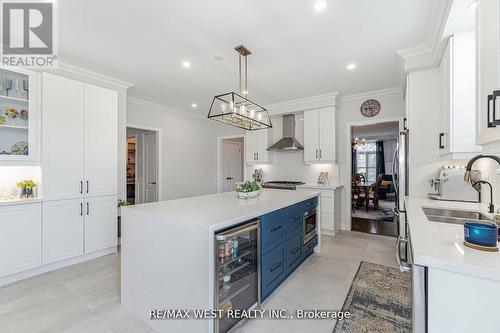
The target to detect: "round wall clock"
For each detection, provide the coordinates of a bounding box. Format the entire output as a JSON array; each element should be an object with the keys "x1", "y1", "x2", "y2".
[{"x1": 360, "y1": 99, "x2": 381, "y2": 118}]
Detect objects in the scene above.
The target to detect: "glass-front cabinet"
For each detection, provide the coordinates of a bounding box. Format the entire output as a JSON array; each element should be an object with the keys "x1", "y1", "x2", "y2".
[
  {"x1": 0, "y1": 66, "x2": 40, "y2": 161},
  {"x1": 214, "y1": 220, "x2": 259, "y2": 333}
]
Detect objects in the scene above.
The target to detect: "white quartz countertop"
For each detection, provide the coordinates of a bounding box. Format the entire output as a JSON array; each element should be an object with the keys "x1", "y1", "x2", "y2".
[
  {"x1": 0, "y1": 197, "x2": 42, "y2": 207},
  {"x1": 406, "y1": 196, "x2": 500, "y2": 281},
  {"x1": 125, "y1": 189, "x2": 319, "y2": 232},
  {"x1": 296, "y1": 184, "x2": 343, "y2": 190}
]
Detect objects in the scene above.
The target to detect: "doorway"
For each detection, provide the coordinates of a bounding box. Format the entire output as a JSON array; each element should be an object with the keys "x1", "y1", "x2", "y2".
[
  {"x1": 218, "y1": 136, "x2": 244, "y2": 193},
  {"x1": 349, "y1": 121, "x2": 399, "y2": 237},
  {"x1": 126, "y1": 127, "x2": 159, "y2": 205}
]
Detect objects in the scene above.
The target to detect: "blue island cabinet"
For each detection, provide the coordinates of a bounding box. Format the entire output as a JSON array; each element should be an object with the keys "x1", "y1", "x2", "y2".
[{"x1": 260, "y1": 197, "x2": 318, "y2": 301}]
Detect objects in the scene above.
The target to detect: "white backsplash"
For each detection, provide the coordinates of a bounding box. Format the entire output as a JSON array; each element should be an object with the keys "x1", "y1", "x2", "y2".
[{"x1": 0, "y1": 166, "x2": 42, "y2": 199}]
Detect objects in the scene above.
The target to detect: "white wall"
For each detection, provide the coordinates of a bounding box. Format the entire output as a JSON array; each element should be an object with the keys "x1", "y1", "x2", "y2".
[
  {"x1": 245, "y1": 115, "x2": 340, "y2": 185},
  {"x1": 337, "y1": 89, "x2": 404, "y2": 230},
  {"x1": 127, "y1": 99, "x2": 243, "y2": 200},
  {"x1": 383, "y1": 139, "x2": 398, "y2": 174}
]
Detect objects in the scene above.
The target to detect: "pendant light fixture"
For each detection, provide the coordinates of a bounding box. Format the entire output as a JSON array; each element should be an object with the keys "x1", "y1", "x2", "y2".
[{"x1": 207, "y1": 45, "x2": 272, "y2": 131}]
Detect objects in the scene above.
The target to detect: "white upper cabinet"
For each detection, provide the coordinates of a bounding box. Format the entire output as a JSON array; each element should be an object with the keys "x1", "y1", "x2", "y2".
[
  {"x1": 437, "y1": 32, "x2": 482, "y2": 158},
  {"x1": 0, "y1": 67, "x2": 41, "y2": 162},
  {"x1": 475, "y1": 0, "x2": 500, "y2": 144},
  {"x1": 84, "y1": 84, "x2": 118, "y2": 197},
  {"x1": 42, "y1": 74, "x2": 118, "y2": 201},
  {"x1": 304, "y1": 107, "x2": 335, "y2": 163},
  {"x1": 245, "y1": 129, "x2": 269, "y2": 164},
  {"x1": 43, "y1": 74, "x2": 85, "y2": 201}
]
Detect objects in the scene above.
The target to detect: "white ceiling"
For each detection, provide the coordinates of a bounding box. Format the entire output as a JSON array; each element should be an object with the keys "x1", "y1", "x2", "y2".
[{"x1": 58, "y1": 0, "x2": 434, "y2": 114}]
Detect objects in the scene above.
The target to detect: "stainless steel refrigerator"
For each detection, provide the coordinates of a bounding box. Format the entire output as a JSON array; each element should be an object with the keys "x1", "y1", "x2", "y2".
[{"x1": 393, "y1": 128, "x2": 427, "y2": 333}]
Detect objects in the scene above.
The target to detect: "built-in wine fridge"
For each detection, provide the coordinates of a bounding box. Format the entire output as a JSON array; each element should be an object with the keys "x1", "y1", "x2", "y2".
[{"x1": 214, "y1": 219, "x2": 260, "y2": 333}]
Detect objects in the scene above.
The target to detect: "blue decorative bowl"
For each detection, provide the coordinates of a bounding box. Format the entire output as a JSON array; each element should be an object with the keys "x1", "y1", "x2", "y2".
[{"x1": 464, "y1": 222, "x2": 498, "y2": 247}]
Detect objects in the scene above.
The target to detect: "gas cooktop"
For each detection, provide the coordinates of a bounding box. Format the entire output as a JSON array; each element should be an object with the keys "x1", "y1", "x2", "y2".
[{"x1": 261, "y1": 181, "x2": 305, "y2": 190}]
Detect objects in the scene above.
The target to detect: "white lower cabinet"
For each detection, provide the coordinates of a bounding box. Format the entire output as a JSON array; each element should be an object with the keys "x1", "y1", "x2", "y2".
[
  {"x1": 42, "y1": 199, "x2": 84, "y2": 265},
  {"x1": 85, "y1": 196, "x2": 117, "y2": 253},
  {"x1": 0, "y1": 203, "x2": 41, "y2": 278},
  {"x1": 42, "y1": 196, "x2": 117, "y2": 264}
]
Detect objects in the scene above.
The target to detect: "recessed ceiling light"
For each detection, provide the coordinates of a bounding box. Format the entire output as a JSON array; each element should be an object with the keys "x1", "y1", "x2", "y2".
[
  {"x1": 191, "y1": 103, "x2": 198, "y2": 108},
  {"x1": 346, "y1": 63, "x2": 356, "y2": 71},
  {"x1": 182, "y1": 61, "x2": 191, "y2": 68},
  {"x1": 313, "y1": 0, "x2": 327, "y2": 12}
]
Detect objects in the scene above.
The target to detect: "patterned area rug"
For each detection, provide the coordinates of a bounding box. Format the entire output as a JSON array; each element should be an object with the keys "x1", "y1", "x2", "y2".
[
  {"x1": 333, "y1": 261, "x2": 412, "y2": 333},
  {"x1": 351, "y1": 200, "x2": 395, "y2": 222}
]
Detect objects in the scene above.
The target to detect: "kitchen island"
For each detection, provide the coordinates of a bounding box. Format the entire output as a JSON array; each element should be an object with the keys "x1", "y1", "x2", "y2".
[{"x1": 121, "y1": 189, "x2": 320, "y2": 333}]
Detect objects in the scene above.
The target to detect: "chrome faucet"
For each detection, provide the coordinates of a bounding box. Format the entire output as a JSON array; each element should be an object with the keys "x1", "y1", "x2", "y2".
[{"x1": 464, "y1": 155, "x2": 500, "y2": 213}]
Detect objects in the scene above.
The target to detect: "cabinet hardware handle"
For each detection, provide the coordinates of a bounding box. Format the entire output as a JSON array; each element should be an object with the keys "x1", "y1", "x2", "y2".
[
  {"x1": 80, "y1": 181, "x2": 83, "y2": 194},
  {"x1": 319, "y1": 150, "x2": 322, "y2": 159},
  {"x1": 289, "y1": 216, "x2": 300, "y2": 222},
  {"x1": 438, "y1": 133, "x2": 444, "y2": 149},
  {"x1": 86, "y1": 202, "x2": 89, "y2": 215},
  {"x1": 257, "y1": 153, "x2": 259, "y2": 160},
  {"x1": 487, "y1": 94, "x2": 495, "y2": 128},
  {"x1": 270, "y1": 225, "x2": 282, "y2": 233},
  {"x1": 403, "y1": 117, "x2": 408, "y2": 130},
  {"x1": 86, "y1": 181, "x2": 89, "y2": 193},
  {"x1": 270, "y1": 262, "x2": 282, "y2": 272},
  {"x1": 291, "y1": 247, "x2": 300, "y2": 254},
  {"x1": 80, "y1": 203, "x2": 83, "y2": 216},
  {"x1": 494, "y1": 90, "x2": 500, "y2": 126},
  {"x1": 315, "y1": 150, "x2": 318, "y2": 159}
]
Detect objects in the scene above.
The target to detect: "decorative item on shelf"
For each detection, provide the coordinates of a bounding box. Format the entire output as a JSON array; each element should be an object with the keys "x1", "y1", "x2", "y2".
[
  {"x1": 18, "y1": 109, "x2": 28, "y2": 121},
  {"x1": 5, "y1": 107, "x2": 18, "y2": 119},
  {"x1": 16, "y1": 179, "x2": 36, "y2": 199},
  {"x1": 360, "y1": 99, "x2": 381, "y2": 118},
  {"x1": 4, "y1": 78, "x2": 12, "y2": 96},
  {"x1": 0, "y1": 187, "x2": 18, "y2": 200},
  {"x1": 11, "y1": 141, "x2": 28, "y2": 155},
  {"x1": 318, "y1": 171, "x2": 330, "y2": 186},
  {"x1": 207, "y1": 45, "x2": 272, "y2": 131},
  {"x1": 236, "y1": 180, "x2": 261, "y2": 199}
]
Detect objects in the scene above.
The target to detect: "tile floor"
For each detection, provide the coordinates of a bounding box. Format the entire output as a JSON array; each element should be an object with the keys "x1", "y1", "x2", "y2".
[{"x1": 0, "y1": 231, "x2": 397, "y2": 333}]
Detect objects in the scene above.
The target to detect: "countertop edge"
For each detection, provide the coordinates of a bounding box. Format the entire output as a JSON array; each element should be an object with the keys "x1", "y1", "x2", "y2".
[{"x1": 0, "y1": 198, "x2": 42, "y2": 207}]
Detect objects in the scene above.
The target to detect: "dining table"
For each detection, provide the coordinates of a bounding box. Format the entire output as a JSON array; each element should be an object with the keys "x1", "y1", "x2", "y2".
[{"x1": 352, "y1": 182, "x2": 376, "y2": 211}]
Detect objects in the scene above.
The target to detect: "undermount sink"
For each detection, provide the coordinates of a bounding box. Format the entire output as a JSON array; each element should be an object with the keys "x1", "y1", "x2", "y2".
[{"x1": 422, "y1": 207, "x2": 493, "y2": 223}]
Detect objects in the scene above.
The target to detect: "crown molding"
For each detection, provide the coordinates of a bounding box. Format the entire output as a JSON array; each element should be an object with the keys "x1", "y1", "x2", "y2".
[
  {"x1": 127, "y1": 96, "x2": 205, "y2": 120},
  {"x1": 265, "y1": 92, "x2": 339, "y2": 115},
  {"x1": 339, "y1": 87, "x2": 401, "y2": 103},
  {"x1": 55, "y1": 62, "x2": 134, "y2": 89},
  {"x1": 395, "y1": 0, "x2": 453, "y2": 90}
]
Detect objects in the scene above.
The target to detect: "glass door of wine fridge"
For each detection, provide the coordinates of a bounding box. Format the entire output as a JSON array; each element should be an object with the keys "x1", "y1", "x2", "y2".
[{"x1": 214, "y1": 219, "x2": 260, "y2": 333}]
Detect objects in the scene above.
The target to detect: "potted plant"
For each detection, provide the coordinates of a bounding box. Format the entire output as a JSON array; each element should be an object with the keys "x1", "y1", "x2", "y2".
[
  {"x1": 16, "y1": 179, "x2": 36, "y2": 198},
  {"x1": 236, "y1": 180, "x2": 261, "y2": 199},
  {"x1": 117, "y1": 199, "x2": 129, "y2": 239}
]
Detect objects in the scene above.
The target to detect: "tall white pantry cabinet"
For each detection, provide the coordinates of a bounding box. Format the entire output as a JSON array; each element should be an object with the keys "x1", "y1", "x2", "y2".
[{"x1": 42, "y1": 73, "x2": 118, "y2": 265}]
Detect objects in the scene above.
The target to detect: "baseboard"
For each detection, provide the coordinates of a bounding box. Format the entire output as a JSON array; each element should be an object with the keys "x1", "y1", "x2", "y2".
[{"x1": 0, "y1": 246, "x2": 117, "y2": 287}]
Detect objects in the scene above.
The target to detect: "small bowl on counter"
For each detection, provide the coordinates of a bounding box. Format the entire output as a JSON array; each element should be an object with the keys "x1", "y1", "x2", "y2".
[{"x1": 464, "y1": 222, "x2": 498, "y2": 250}]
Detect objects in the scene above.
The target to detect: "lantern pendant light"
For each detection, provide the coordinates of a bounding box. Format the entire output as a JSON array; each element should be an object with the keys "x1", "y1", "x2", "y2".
[{"x1": 207, "y1": 45, "x2": 272, "y2": 131}]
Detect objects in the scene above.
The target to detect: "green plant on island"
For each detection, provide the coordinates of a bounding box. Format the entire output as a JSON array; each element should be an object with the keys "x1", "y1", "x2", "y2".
[{"x1": 236, "y1": 180, "x2": 261, "y2": 193}]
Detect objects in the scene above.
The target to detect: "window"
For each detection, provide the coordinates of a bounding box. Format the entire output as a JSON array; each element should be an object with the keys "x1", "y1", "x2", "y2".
[{"x1": 356, "y1": 141, "x2": 377, "y2": 183}]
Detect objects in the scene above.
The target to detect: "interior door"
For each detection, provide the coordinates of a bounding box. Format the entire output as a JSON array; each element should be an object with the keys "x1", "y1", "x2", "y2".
[
  {"x1": 84, "y1": 84, "x2": 118, "y2": 198},
  {"x1": 221, "y1": 141, "x2": 242, "y2": 192},
  {"x1": 303, "y1": 110, "x2": 319, "y2": 162},
  {"x1": 85, "y1": 196, "x2": 117, "y2": 253},
  {"x1": 42, "y1": 199, "x2": 84, "y2": 264},
  {"x1": 318, "y1": 108, "x2": 335, "y2": 161},
  {"x1": 42, "y1": 74, "x2": 85, "y2": 201},
  {"x1": 143, "y1": 131, "x2": 158, "y2": 203}
]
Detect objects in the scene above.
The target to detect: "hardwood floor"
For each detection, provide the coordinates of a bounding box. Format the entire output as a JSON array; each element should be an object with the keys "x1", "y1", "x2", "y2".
[{"x1": 351, "y1": 217, "x2": 398, "y2": 237}]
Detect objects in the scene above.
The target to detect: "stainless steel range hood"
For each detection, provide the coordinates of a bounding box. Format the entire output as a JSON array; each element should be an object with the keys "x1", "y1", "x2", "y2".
[{"x1": 267, "y1": 114, "x2": 304, "y2": 151}]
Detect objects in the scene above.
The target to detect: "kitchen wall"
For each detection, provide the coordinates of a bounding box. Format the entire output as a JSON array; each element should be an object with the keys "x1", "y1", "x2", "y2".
[
  {"x1": 337, "y1": 88, "x2": 404, "y2": 230},
  {"x1": 246, "y1": 115, "x2": 340, "y2": 185},
  {"x1": 127, "y1": 98, "x2": 242, "y2": 200}
]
